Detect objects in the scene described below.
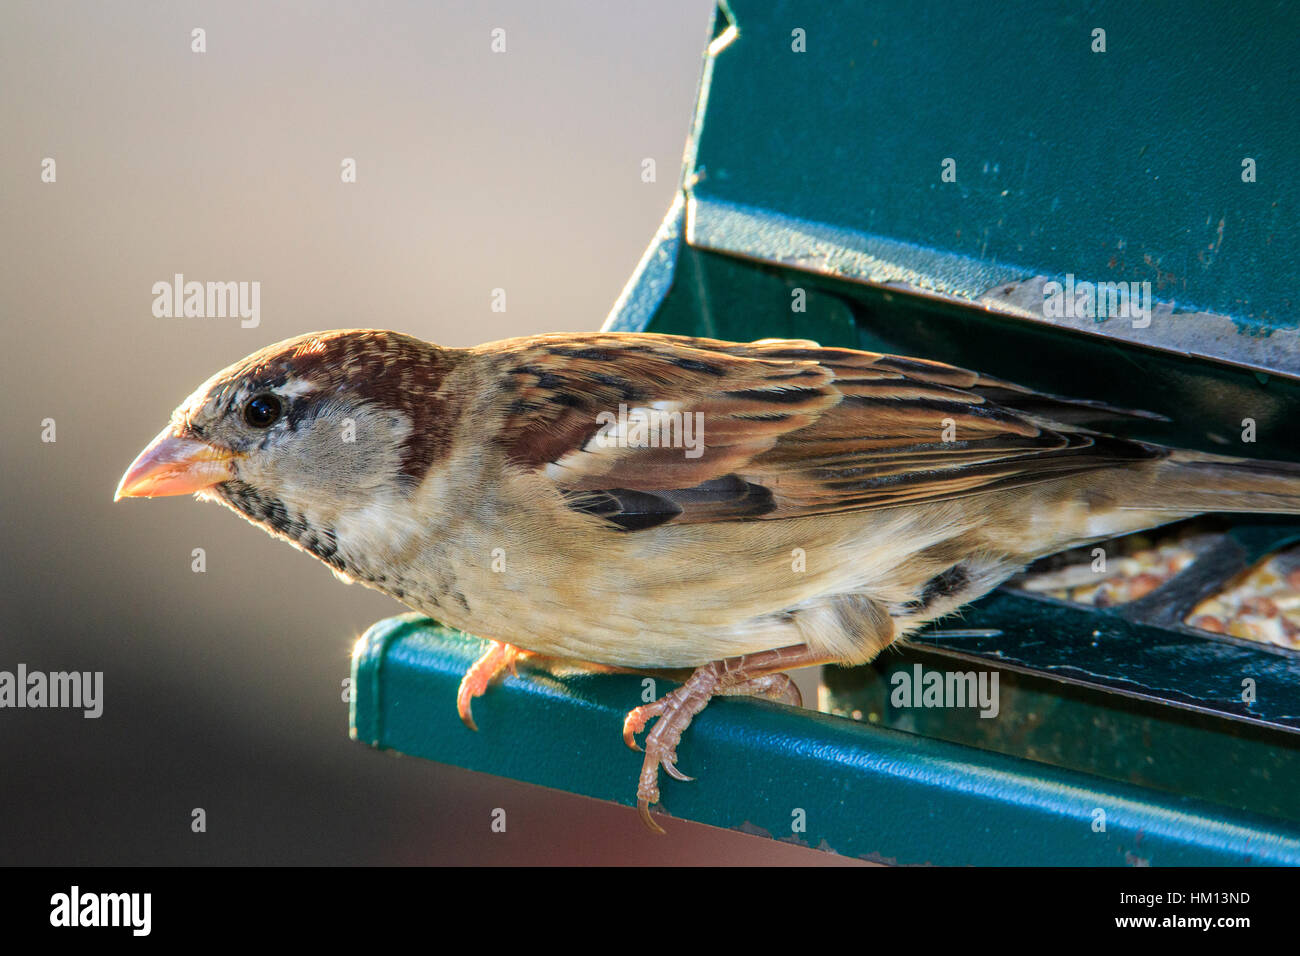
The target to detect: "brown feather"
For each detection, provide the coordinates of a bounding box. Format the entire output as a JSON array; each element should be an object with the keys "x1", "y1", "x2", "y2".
[{"x1": 474, "y1": 333, "x2": 1163, "y2": 528}]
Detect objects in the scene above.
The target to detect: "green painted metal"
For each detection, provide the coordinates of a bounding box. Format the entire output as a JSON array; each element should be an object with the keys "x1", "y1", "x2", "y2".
[
  {"x1": 351, "y1": 615, "x2": 1300, "y2": 864},
  {"x1": 824, "y1": 649, "x2": 1300, "y2": 825},
  {"x1": 690, "y1": 0, "x2": 1297, "y2": 339}
]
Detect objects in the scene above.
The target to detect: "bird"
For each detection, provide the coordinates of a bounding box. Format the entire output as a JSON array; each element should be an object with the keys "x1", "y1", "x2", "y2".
[{"x1": 115, "y1": 328, "x2": 1300, "y2": 830}]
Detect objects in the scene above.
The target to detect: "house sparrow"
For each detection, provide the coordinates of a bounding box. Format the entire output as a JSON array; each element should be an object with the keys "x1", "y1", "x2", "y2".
[{"x1": 115, "y1": 329, "x2": 1300, "y2": 830}]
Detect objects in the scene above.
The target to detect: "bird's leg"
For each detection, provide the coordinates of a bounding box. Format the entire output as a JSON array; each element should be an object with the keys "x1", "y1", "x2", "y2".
[
  {"x1": 623, "y1": 644, "x2": 830, "y2": 832},
  {"x1": 457, "y1": 640, "x2": 531, "y2": 731},
  {"x1": 717, "y1": 671, "x2": 803, "y2": 707}
]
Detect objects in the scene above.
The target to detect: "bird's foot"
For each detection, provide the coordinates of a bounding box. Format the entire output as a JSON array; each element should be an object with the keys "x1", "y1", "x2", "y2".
[
  {"x1": 622, "y1": 644, "x2": 823, "y2": 832},
  {"x1": 717, "y1": 671, "x2": 803, "y2": 707},
  {"x1": 457, "y1": 640, "x2": 530, "y2": 731},
  {"x1": 623, "y1": 664, "x2": 720, "y2": 832}
]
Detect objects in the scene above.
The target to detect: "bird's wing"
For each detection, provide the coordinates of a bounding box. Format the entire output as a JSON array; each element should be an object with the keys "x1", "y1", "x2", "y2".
[{"x1": 482, "y1": 333, "x2": 1161, "y2": 530}]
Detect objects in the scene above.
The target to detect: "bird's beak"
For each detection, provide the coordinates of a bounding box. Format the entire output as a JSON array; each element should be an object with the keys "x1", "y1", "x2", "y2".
[{"x1": 114, "y1": 426, "x2": 238, "y2": 500}]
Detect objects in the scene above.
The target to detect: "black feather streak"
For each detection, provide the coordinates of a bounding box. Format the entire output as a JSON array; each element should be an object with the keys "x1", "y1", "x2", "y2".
[{"x1": 217, "y1": 481, "x2": 346, "y2": 571}]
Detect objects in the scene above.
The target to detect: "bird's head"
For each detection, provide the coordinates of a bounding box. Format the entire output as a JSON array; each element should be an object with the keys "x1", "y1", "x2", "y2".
[{"x1": 115, "y1": 329, "x2": 463, "y2": 569}]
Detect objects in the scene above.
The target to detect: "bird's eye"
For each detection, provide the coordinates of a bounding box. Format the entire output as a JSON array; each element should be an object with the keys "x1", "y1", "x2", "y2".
[{"x1": 243, "y1": 394, "x2": 283, "y2": 429}]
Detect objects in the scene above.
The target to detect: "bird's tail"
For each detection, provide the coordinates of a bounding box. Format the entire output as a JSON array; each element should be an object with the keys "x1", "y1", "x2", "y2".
[{"x1": 1128, "y1": 451, "x2": 1300, "y2": 515}]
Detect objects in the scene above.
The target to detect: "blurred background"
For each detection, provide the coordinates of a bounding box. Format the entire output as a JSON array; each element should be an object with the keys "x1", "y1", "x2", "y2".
[{"x1": 0, "y1": 0, "x2": 850, "y2": 864}]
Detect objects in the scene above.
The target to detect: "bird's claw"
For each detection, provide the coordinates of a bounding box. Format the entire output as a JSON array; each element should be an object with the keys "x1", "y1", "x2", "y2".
[
  {"x1": 624, "y1": 667, "x2": 725, "y2": 831},
  {"x1": 624, "y1": 652, "x2": 820, "y2": 832},
  {"x1": 637, "y1": 799, "x2": 665, "y2": 834},
  {"x1": 456, "y1": 685, "x2": 481, "y2": 733},
  {"x1": 663, "y1": 757, "x2": 694, "y2": 783},
  {"x1": 456, "y1": 641, "x2": 527, "y2": 732},
  {"x1": 622, "y1": 699, "x2": 669, "y2": 751}
]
